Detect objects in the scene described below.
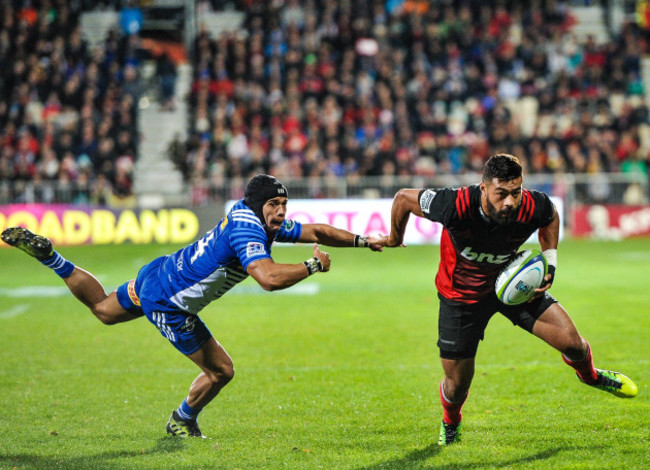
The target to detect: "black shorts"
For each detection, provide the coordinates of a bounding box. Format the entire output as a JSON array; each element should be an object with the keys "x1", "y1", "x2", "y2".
[{"x1": 437, "y1": 292, "x2": 558, "y2": 359}]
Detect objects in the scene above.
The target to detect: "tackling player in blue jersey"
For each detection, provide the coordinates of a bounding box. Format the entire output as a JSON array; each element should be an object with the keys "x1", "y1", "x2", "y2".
[{"x1": 1, "y1": 174, "x2": 384, "y2": 438}]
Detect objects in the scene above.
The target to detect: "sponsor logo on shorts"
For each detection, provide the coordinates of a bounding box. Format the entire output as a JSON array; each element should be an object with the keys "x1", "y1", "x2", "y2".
[
  {"x1": 439, "y1": 338, "x2": 456, "y2": 345},
  {"x1": 420, "y1": 190, "x2": 436, "y2": 214},
  {"x1": 246, "y1": 241, "x2": 266, "y2": 257},
  {"x1": 180, "y1": 316, "x2": 197, "y2": 333}
]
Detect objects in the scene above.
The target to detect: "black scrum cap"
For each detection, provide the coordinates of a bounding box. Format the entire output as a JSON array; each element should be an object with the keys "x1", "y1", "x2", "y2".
[{"x1": 244, "y1": 174, "x2": 288, "y2": 224}]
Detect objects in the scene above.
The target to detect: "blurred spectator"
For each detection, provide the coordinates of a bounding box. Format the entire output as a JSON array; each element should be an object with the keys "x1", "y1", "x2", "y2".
[
  {"x1": 179, "y1": 0, "x2": 649, "y2": 204},
  {"x1": 3, "y1": 1, "x2": 650, "y2": 206},
  {"x1": 157, "y1": 52, "x2": 178, "y2": 111},
  {"x1": 120, "y1": 3, "x2": 143, "y2": 36},
  {"x1": 0, "y1": 0, "x2": 141, "y2": 205}
]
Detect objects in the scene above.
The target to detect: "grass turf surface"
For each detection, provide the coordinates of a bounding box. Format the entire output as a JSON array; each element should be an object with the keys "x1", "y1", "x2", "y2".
[{"x1": 0, "y1": 239, "x2": 648, "y2": 469}]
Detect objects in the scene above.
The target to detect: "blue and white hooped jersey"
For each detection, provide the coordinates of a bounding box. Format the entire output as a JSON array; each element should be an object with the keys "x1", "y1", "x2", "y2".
[{"x1": 148, "y1": 199, "x2": 303, "y2": 315}]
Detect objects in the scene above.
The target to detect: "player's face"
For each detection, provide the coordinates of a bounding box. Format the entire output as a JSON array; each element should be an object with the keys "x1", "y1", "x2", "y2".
[
  {"x1": 262, "y1": 196, "x2": 288, "y2": 230},
  {"x1": 481, "y1": 177, "x2": 522, "y2": 225}
]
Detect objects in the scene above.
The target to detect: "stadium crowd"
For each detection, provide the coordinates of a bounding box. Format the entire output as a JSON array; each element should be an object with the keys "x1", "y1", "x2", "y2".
[
  {"x1": 1, "y1": 0, "x2": 649, "y2": 206},
  {"x1": 0, "y1": 0, "x2": 142, "y2": 206},
  {"x1": 179, "y1": 0, "x2": 650, "y2": 202}
]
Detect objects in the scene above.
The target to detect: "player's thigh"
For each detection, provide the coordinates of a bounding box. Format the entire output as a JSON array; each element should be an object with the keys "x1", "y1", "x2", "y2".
[
  {"x1": 187, "y1": 337, "x2": 234, "y2": 380},
  {"x1": 438, "y1": 296, "x2": 496, "y2": 359},
  {"x1": 95, "y1": 291, "x2": 142, "y2": 324},
  {"x1": 141, "y1": 309, "x2": 234, "y2": 379},
  {"x1": 531, "y1": 302, "x2": 583, "y2": 351}
]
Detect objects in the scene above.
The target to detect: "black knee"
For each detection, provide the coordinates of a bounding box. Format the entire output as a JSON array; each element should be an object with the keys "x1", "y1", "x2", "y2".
[
  {"x1": 561, "y1": 335, "x2": 587, "y2": 359},
  {"x1": 443, "y1": 377, "x2": 471, "y2": 402}
]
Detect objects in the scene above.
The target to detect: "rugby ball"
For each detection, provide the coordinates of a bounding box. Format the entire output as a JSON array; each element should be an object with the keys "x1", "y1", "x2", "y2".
[{"x1": 495, "y1": 249, "x2": 548, "y2": 305}]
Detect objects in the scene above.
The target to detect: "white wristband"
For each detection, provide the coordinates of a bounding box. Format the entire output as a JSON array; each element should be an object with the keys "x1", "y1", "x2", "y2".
[
  {"x1": 543, "y1": 249, "x2": 557, "y2": 268},
  {"x1": 303, "y1": 257, "x2": 323, "y2": 275},
  {"x1": 354, "y1": 234, "x2": 369, "y2": 247}
]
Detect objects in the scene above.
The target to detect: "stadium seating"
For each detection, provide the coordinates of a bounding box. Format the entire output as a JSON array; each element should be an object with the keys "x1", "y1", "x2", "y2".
[
  {"x1": 1, "y1": 1, "x2": 648, "y2": 206},
  {"x1": 178, "y1": 0, "x2": 649, "y2": 203},
  {"x1": 0, "y1": 0, "x2": 141, "y2": 205}
]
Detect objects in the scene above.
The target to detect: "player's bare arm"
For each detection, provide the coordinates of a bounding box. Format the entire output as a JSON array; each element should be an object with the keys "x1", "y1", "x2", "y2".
[
  {"x1": 299, "y1": 224, "x2": 384, "y2": 251},
  {"x1": 534, "y1": 205, "x2": 560, "y2": 295},
  {"x1": 246, "y1": 243, "x2": 330, "y2": 291},
  {"x1": 382, "y1": 189, "x2": 424, "y2": 247},
  {"x1": 538, "y1": 205, "x2": 559, "y2": 252}
]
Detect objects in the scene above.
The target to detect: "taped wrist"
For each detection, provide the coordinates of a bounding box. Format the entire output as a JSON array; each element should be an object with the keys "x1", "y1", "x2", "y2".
[
  {"x1": 543, "y1": 249, "x2": 557, "y2": 269},
  {"x1": 354, "y1": 234, "x2": 369, "y2": 247},
  {"x1": 303, "y1": 257, "x2": 324, "y2": 275}
]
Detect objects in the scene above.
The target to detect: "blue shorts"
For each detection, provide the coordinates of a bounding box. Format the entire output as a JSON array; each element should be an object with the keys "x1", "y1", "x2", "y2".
[{"x1": 116, "y1": 256, "x2": 213, "y2": 355}]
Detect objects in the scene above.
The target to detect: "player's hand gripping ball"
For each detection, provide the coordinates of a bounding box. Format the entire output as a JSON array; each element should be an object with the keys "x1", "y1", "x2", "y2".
[{"x1": 495, "y1": 249, "x2": 548, "y2": 305}]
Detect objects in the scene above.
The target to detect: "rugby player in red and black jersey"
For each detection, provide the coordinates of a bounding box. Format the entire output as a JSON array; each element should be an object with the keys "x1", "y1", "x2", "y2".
[{"x1": 379, "y1": 154, "x2": 638, "y2": 445}]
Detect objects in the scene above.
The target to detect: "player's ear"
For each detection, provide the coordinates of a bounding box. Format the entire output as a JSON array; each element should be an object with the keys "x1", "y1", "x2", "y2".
[{"x1": 480, "y1": 181, "x2": 486, "y2": 195}]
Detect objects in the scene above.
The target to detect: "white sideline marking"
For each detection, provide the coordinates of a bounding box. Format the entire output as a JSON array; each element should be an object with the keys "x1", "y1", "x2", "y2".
[
  {"x1": 0, "y1": 283, "x2": 320, "y2": 298},
  {"x1": 0, "y1": 305, "x2": 29, "y2": 319},
  {"x1": 232, "y1": 283, "x2": 320, "y2": 296},
  {"x1": 0, "y1": 286, "x2": 70, "y2": 298},
  {"x1": 619, "y1": 251, "x2": 650, "y2": 260}
]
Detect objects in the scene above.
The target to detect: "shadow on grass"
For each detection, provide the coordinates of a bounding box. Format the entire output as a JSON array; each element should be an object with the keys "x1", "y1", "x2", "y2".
[
  {"x1": 356, "y1": 444, "x2": 594, "y2": 469},
  {"x1": 356, "y1": 443, "x2": 440, "y2": 470},
  {"x1": 0, "y1": 437, "x2": 186, "y2": 470}
]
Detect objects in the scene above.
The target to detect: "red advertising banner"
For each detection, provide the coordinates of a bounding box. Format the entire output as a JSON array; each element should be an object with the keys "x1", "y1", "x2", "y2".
[
  {"x1": 0, "y1": 204, "x2": 200, "y2": 246},
  {"x1": 571, "y1": 205, "x2": 650, "y2": 238}
]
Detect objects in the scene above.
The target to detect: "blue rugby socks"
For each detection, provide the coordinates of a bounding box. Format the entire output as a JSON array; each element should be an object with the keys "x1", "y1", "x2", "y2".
[
  {"x1": 41, "y1": 251, "x2": 75, "y2": 278},
  {"x1": 176, "y1": 398, "x2": 201, "y2": 422}
]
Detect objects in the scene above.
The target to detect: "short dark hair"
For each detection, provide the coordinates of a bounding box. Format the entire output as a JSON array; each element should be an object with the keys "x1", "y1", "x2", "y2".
[{"x1": 482, "y1": 154, "x2": 522, "y2": 182}]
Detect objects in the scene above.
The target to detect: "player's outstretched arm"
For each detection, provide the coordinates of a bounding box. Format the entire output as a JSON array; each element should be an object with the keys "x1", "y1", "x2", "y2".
[
  {"x1": 380, "y1": 189, "x2": 424, "y2": 247},
  {"x1": 299, "y1": 224, "x2": 384, "y2": 251},
  {"x1": 247, "y1": 243, "x2": 330, "y2": 291}
]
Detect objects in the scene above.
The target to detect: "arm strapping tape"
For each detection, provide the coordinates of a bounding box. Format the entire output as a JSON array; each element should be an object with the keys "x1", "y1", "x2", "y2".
[
  {"x1": 543, "y1": 249, "x2": 557, "y2": 268},
  {"x1": 303, "y1": 257, "x2": 324, "y2": 275},
  {"x1": 354, "y1": 234, "x2": 369, "y2": 247}
]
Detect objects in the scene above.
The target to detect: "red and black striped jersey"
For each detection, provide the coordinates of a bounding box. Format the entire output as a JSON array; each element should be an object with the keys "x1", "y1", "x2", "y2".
[{"x1": 418, "y1": 185, "x2": 555, "y2": 303}]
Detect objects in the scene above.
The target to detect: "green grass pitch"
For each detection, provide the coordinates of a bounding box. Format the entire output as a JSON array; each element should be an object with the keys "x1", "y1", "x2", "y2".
[{"x1": 0, "y1": 239, "x2": 648, "y2": 469}]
